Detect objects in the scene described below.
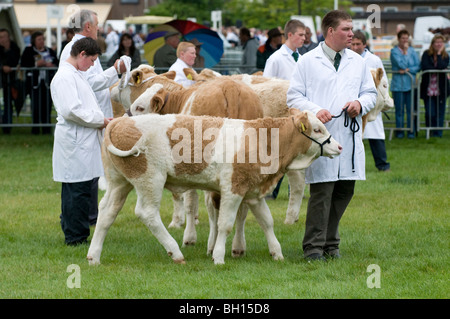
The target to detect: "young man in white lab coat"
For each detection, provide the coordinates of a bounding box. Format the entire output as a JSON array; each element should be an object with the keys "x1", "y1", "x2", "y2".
[
  {"x1": 351, "y1": 30, "x2": 390, "y2": 172},
  {"x1": 51, "y1": 38, "x2": 110, "y2": 245},
  {"x1": 263, "y1": 19, "x2": 306, "y2": 80},
  {"x1": 169, "y1": 41, "x2": 197, "y2": 88},
  {"x1": 60, "y1": 9, "x2": 126, "y2": 226},
  {"x1": 287, "y1": 10, "x2": 377, "y2": 261},
  {"x1": 263, "y1": 19, "x2": 306, "y2": 200}
]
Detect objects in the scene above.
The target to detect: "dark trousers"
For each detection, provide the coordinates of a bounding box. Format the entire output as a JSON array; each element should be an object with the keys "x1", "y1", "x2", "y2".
[
  {"x1": 302, "y1": 180, "x2": 355, "y2": 257},
  {"x1": 31, "y1": 80, "x2": 52, "y2": 134},
  {"x1": 368, "y1": 139, "x2": 390, "y2": 171},
  {"x1": 60, "y1": 178, "x2": 99, "y2": 245}
]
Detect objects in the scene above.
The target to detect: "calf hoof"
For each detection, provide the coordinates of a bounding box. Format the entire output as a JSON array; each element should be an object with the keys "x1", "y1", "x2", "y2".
[
  {"x1": 232, "y1": 249, "x2": 246, "y2": 258},
  {"x1": 213, "y1": 258, "x2": 225, "y2": 265},
  {"x1": 86, "y1": 256, "x2": 100, "y2": 266},
  {"x1": 271, "y1": 252, "x2": 284, "y2": 261},
  {"x1": 168, "y1": 221, "x2": 184, "y2": 229},
  {"x1": 173, "y1": 258, "x2": 186, "y2": 265}
]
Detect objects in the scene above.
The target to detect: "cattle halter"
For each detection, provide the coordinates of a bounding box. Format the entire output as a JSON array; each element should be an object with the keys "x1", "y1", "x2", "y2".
[
  {"x1": 332, "y1": 106, "x2": 360, "y2": 172},
  {"x1": 292, "y1": 117, "x2": 332, "y2": 156}
]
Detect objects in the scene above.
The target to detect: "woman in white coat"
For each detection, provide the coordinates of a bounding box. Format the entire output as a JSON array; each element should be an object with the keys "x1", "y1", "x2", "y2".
[
  {"x1": 286, "y1": 11, "x2": 377, "y2": 261},
  {"x1": 51, "y1": 38, "x2": 110, "y2": 245}
]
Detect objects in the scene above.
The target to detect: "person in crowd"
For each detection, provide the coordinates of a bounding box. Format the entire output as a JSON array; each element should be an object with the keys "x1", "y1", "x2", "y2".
[
  {"x1": 191, "y1": 38, "x2": 205, "y2": 69},
  {"x1": 299, "y1": 27, "x2": 318, "y2": 55},
  {"x1": 256, "y1": 27, "x2": 282, "y2": 69},
  {"x1": 169, "y1": 41, "x2": 197, "y2": 88},
  {"x1": 287, "y1": 10, "x2": 377, "y2": 261},
  {"x1": 60, "y1": 28, "x2": 75, "y2": 56},
  {"x1": 20, "y1": 31, "x2": 59, "y2": 134},
  {"x1": 60, "y1": 9, "x2": 126, "y2": 226},
  {"x1": 420, "y1": 34, "x2": 449, "y2": 138},
  {"x1": 0, "y1": 28, "x2": 21, "y2": 134},
  {"x1": 51, "y1": 37, "x2": 110, "y2": 246},
  {"x1": 153, "y1": 31, "x2": 180, "y2": 71},
  {"x1": 390, "y1": 29, "x2": 420, "y2": 139},
  {"x1": 351, "y1": 30, "x2": 390, "y2": 172},
  {"x1": 104, "y1": 25, "x2": 119, "y2": 58},
  {"x1": 263, "y1": 19, "x2": 306, "y2": 200},
  {"x1": 107, "y1": 33, "x2": 141, "y2": 70},
  {"x1": 225, "y1": 26, "x2": 239, "y2": 47},
  {"x1": 239, "y1": 27, "x2": 259, "y2": 74}
]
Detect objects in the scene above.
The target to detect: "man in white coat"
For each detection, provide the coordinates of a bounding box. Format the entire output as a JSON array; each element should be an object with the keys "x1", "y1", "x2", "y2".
[
  {"x1": 263, "y1": 19, "x2": 306, "y2": 200},
  {"x1": 287, "y1": 10, "x2": 377, "y2": 261},
  {"x1": 60, "y1": 9, "x2": 126, "y2": 225},
  {"x1": 51, "y1": 38, "x2": 109, "y2": 245},
  {"x1": 263, "y1": 19, "x2": 306, "y2": 80},
  {"x1": 169, "y1": 41, "x2": 197, "y2": 88},
  {"x1": 351, "y1": 30, "x2": 390, "y2": 172}
]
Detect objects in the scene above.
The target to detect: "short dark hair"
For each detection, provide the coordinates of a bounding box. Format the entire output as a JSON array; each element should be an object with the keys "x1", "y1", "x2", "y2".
[
  {"x1": 70, "y1": 37, "x2": 102, "y2": 57},
  {"x1": 352, "y1": 30, "x2": 367, "y2": 45},
  {"x1": 397, "y1": 29, "x2": 409, "y2": 40},
  {"x1": 31, "y1": 31, "x2": 44, "y2": 47},
  {"x1": 321, "y1": 10, "x2": 352, "y2": 38}
]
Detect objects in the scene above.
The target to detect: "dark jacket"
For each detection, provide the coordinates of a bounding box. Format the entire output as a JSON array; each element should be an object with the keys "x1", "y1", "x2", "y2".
[
  {"x1": 420, "y1": 50, "x2": 450, "y2": 99},
  {"x1": 20, "y1": 45, "x2": 58, "y2": 88},
  {"x1": 0, "y1": 40, "x2": 21, "y2": 80},
  {"x1": 256, "y1": 42, "x2": 281, "y2": 69}
]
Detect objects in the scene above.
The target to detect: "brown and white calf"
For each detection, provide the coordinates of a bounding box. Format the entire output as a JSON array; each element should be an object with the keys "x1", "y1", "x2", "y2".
[{"x1": 86, "y1": 109, "x2": 342, "y2": 265}]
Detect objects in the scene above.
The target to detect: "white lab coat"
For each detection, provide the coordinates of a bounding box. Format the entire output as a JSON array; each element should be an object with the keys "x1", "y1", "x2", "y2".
[
  {"x1": 60, "y1": 34, "x2": 118, "y2": 118},
  {"x1": 263, "y1": 44, "x2": 299, "y2": 80},
  {"x1": 287, "y1": 44, "x2": 377, "y2": 183},
  {"x1": 361, "y1": 49, "x2": 388, "y2": 140},
  {"x1": 169, "y1": 58, "x2": 195, "y2": 88},
  {"x1": 51, "y1": 61, "x2": 105, "y2": 183}
]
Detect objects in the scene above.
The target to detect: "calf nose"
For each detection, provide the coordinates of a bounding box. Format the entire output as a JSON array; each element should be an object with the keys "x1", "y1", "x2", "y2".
[{"x1": 338, "y1": 145, "x2": 343, "y2": 153}]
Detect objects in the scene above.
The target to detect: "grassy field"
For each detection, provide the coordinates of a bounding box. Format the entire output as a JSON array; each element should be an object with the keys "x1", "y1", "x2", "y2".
[{"x1": 0, "y1": 127, "x2": 448, "y2": 300}]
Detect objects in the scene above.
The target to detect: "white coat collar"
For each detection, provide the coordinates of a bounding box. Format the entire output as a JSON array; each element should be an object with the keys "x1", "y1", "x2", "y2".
[{"x1": 312, "y1": 43, "x2": 354, "y2": 72}]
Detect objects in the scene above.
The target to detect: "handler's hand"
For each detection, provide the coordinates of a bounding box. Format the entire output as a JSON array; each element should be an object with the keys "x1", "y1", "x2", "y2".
[
  {"x1": 114, "y1": 59, "x2": 127, "y2": 74},
  {"x1": 102, "y1": 117, "x2": 113, "y2": 129},
  {"x1": 316, "y1": 109, "x2": 333, "y2": 124},
  {"x1": 344, "y1": 100, "x2": 362, "y2": 118}
]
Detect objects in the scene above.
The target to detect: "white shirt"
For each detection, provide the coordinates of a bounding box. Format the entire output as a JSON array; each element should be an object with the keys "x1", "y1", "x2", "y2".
[
  {"x1": 60, "y1": 34, "x2": 119, "y2": 118},
  {"x1": 105, "y1": 30, "x2": 120, "y2": 58},
  {"x1": 287, "y1": 43, "x2": 377, "y2": 183},
  {"x1": 51, "y1": 61, "x2": 105, "y2": 183},
  {"x1": 361, "y1": 49, "x2": 388, "y2": 140},
  {"x1": 169, "y1": 58, "x2": 195, "y2": 88},
  {"x1": 263, "y1": 44, "x2": 299, "y2": 80}
]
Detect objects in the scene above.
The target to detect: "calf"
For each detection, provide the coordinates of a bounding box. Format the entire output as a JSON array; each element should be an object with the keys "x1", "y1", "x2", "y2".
[{"x1": 87, "y1": 109, "x2": 342, "y2": 265}]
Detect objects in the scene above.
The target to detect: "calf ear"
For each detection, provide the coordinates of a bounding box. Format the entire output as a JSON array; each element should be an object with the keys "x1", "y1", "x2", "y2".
[
  {"x1": 376, "y1": 67, "x2": 384, "y2": 83},
  {"x1": 183, "y1": 68, "x2": 198, "y2": 81},
  {"x1": 151, "y1": 91, "x2": 166, "y2": 113},
  {"x1": 161, "y1": 71, "x2": 176, "y2": 80},
  {"x1": 288, "y1": 108, "x2": 302, "y2": 116},
  {"x1": 131, "y1": 70, "x2": 144, "y2": 86},
  {"x1": 293, "y1": 112, "x2": 309, "y2": 133}
]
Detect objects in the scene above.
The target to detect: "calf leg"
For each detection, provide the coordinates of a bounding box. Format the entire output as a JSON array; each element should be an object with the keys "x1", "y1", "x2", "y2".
[
  {"x1": 182, "y1": 189, "x2": 199, "y2": 246},
  {"x1": 284, "y1": 168, "x2": 306, "y2": 225},
  {"x1": 247, "y1": 198, "x2": 283, "y2": 261},
  {"x1": 232, "y1": 203, "x2": 248, "y2": 257},
  {"x1": 135, "y1": 189, "x2": 185, "y2": 264},
  {"x1": 87, "y1": 179, "x2": 133, "y2": 265},
  {"x1": 212, "y1": 194, "x2": 243, "y2": 265},
  {"x1": 168, "y1": 191, "x2": 185, "y2": 229},
  {"x1": 205, "y1": 192, "x2": 218, "y2": 255}
]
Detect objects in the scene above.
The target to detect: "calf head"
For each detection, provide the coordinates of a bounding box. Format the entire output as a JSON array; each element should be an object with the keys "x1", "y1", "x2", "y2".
[
  {"x1": 366, "y1": 68, "x2": 394, "y2": 122},
  {"x1": 288, "y1": 108, "x2": 342, "y2": 170},
  {"x1": 111, "y1": 64, "x2": 178, "y2": 110},
  {"x1": 130, "y1": 83, "x2": 166, "y2": 116}
]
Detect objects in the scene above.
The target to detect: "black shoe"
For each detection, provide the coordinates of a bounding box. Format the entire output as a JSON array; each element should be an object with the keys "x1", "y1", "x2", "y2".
[
  {"x1": 66, "y1": 239, "x2": 88, "y2": 246},
  {"x1": 324, "y1": 251, "x2": 341, "y2": 259},
  {"x1": 305, "y1": 253, "x2": 326, "y2": 262}
]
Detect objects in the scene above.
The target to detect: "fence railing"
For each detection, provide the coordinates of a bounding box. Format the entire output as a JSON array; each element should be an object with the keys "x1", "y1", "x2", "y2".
[{"x1": 1, "y1": 66, "x2": 449, "y2": 139}]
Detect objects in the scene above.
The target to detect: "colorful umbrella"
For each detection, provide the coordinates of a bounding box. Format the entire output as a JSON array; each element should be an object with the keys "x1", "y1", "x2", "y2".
[{"x1": 143, "y1": 20, "x2": 224, "y2": 68}]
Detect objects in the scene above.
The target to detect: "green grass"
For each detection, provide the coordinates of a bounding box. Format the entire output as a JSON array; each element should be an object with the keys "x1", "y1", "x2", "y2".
[{"x1": 0, "y1": 128, "x2": 449, "y2": 299}]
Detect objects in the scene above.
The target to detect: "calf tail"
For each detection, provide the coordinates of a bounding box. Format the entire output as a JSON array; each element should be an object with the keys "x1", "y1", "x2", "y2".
[{"x1": 104, "y1": 117, "x2": 141, "y2": 158}]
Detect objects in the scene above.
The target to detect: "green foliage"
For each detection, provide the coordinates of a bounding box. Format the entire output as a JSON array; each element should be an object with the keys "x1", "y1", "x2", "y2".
[
  {"x1": 148, "y1": 0, "x2": 353, "y2": 29},
  {"x1": 0, "y1": 129, "x2": 448, "y2": 299}
]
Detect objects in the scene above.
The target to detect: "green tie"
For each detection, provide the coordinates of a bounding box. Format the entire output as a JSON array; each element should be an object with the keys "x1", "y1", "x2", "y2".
[
  {"x1": 292, "y1": 51, "x2": 299, "y2": 62},
  {"x1": 334, "y1": 52, "x2": 341, "y2": 71}
]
